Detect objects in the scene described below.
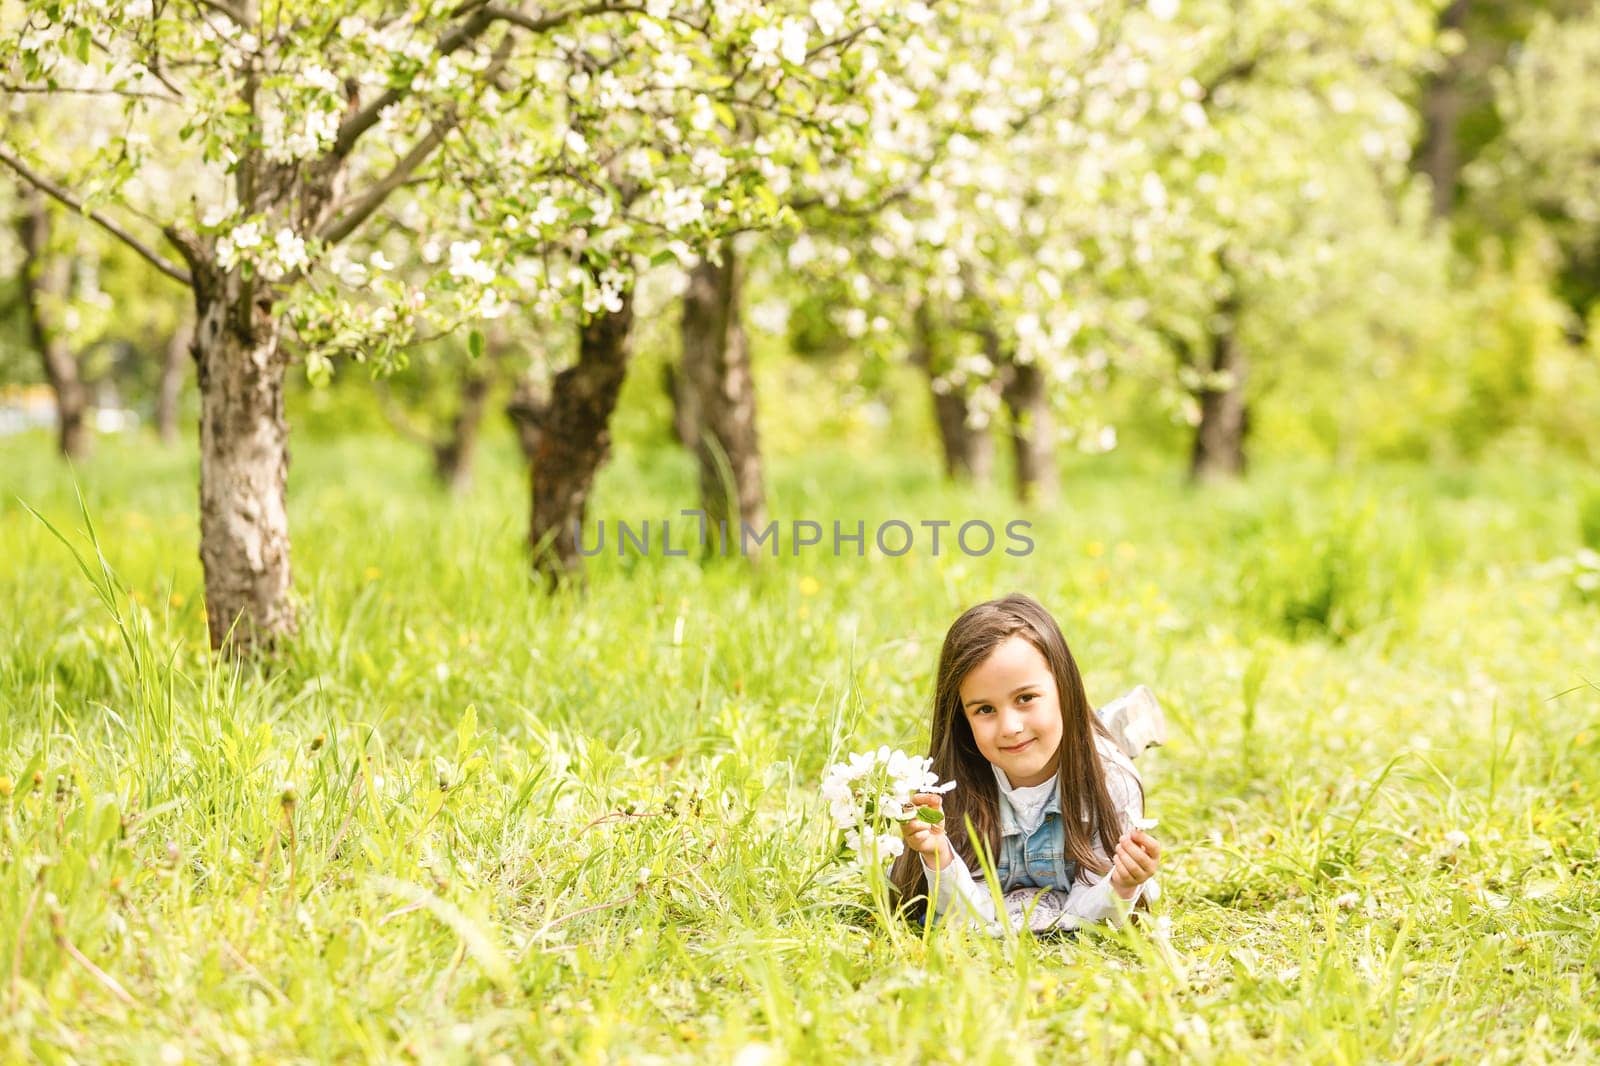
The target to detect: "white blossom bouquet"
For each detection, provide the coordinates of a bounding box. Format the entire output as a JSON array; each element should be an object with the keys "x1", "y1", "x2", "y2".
[{"x1": 820, "y1": 747, "x2": 957, "y2": 865}]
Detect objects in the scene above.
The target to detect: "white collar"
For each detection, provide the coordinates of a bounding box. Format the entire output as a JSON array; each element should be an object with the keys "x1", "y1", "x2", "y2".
[{"x1": 992, "y1": 765, "x2": 1059, "y2": 836}]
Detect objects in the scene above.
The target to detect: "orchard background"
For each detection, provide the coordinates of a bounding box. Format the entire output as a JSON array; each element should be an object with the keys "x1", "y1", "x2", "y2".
[{"x1": 2, "y1": 0, "x2": 1598, "y2": 1061}]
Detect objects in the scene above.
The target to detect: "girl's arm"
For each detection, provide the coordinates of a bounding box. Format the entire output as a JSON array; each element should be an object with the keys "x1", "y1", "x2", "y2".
[
  {"x1": 904, "y1": 794, "x2": 1000, "y2": 928},
  {"x1": 919, "y1": 847, "x2": 999, "y2": 928},
  {"x1": 1050, "y1": 754, "x2": 1157, "y2": 931}
]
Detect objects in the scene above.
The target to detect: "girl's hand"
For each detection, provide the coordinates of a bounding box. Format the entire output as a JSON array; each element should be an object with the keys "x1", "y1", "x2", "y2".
[
  {"x1": 901, "y1": 793, "x2": 953, "y2": 870},
  {"x1": 1110, "y1": 829, "x2": 1161, "y2": 900}
]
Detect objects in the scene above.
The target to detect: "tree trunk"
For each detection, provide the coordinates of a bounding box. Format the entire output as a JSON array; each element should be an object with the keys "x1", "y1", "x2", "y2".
[
  {"x1": 662, "y1": 360, "x2": 698, "y2": 451},
  {"x1": 680, "y1": 240, "x2": 767, "y2": 541},
  {"x1": 911, "y1": 300, "x2": 993, "y2": 484},
  {"x1": 432, "y1": 363, "x2": 493, "y2": 493},
  {"x1": 513, "y1": 291, "x2": 635, "y2": 587},
  {"x1": 16, "y1": 194, "x2": 90, "y2": 460},
  {"x1": 193, "y1": 271, "x2": 295, "y2": 653},
  {"x1": 1001, "y1": 356, "x2": 1057, "y2": 506},
  {"x1": 1420, "y1": 0, "x2": 1469, "y2": 219},
  {"x1": 156, "y1": 318, "x2": 192, "y2": 445},
  {"x1": 1189, "y1": 302, "x2": 1249, "y2": 483},
  {"x1": 506, "y1": 372, "x2": 546, "y2": 464}
]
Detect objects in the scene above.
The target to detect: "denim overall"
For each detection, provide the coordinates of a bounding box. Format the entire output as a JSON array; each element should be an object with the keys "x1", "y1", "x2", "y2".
[{"x1": 993, "y1": 784, "x2": 1080, "y2": 891}]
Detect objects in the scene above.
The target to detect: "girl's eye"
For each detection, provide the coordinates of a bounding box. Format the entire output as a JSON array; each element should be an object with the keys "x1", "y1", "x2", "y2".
[{"x1": 1019, "y1": 693, "x2": 1035, "y2": 704}]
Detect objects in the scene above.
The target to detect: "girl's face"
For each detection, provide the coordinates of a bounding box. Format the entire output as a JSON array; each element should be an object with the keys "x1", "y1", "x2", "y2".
[{"x1": 958, "y1": 635, "x2": 1064, "y2": 788}]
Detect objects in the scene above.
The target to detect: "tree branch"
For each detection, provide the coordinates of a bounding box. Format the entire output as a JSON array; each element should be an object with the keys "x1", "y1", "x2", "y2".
[
  {"x1": 330, "y1": 2, "x2": 641, "y2": 161},
  {"x1": 0, "y1": 144, "x2": 192, "y2": 287},
  {"x1": 484, "y1": 2, "x2": 644, "y2": 33},
  {"x1": 318, "y1": 123, "x2": 451, "y2": 244},
  {"x1": 0, "y1": 84, "x2": 181, "y2": 103},
  {"x1": 321, "y1": 34, "x2": 517, "y2": 245},
  {"x1": 330, "y1": 7, "x2": 499, "y2": 160}
]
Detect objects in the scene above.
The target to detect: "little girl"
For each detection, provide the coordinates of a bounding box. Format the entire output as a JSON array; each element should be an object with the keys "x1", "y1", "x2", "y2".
[{"x1": 890, "y1": 593, "x2": 1164, "y2": 933}]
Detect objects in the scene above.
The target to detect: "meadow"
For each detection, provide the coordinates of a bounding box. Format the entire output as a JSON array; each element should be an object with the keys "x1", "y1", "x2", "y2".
[{"x1": 1, "y1": 423, "x2": 1597, "y2": 1064}]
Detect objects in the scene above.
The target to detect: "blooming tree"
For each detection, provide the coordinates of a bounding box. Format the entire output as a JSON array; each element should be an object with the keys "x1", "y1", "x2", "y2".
[
  {"x1": 779, "y1": 0, "x2": 1197, "y2": 503},
  {"x1": 1129, "y1": 0, "x2": 1440, "y2": 479},
  {"x1": 0, "y1": 0, "x2": 910, "y2": 649}
]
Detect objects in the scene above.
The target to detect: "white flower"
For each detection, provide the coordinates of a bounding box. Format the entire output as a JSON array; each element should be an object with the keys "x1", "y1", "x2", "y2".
[
  {"x1": 779, "y1": 17, "x2": 809, "y2": 65},
  {"x1": 811, "y1": 0, "x2": 845, "y2": 36},
  {"x1": 1140, "y1": 172, "x2": 1168, "y2": 211},
  {"x1": 474, "y1": 287, "x2": 509, "y2": 320},
  {"x1": 564, "y1": 129, "x2": 589, "y2": 157},
  {"x1": 273, "y1": 228, "x2": 309, "y2": 273},
  {"x1": 749, "y1": 24, "x2": 783, "y2": 69},
  {"x1": 820, "y1": 746, "x2": 955, "y2": 865},
  {"x1": 230, "y1": 222, "x2": 263, "y2": 250},
  {"x1": 692, "y1": 147, "x2": 729, "y2": 187},
  {"x1": 1333, "y1": 891, "x2": 1360, "y2": 911},
  {"x1": 1443, "y1": 829, "x2": 1470, "y2": 851},
  {"x1": 448, "y1": 240, "x2": 496, "y2": 286},
  {"x1": 302, "y1": 64, "x2": 342, "y2": 96},
  {"x1": 530, "y1": 196, "x2": 562, "y2": 228},
  {"x1": 1148, "y1": 0, "x2": 1179, "y2": 19},
  {"x1": 327, "y1": 250, "x2": 368, "y2": 287},
  {"x1": 369, "y1": 251, "x2": 395, "y2": 272}
]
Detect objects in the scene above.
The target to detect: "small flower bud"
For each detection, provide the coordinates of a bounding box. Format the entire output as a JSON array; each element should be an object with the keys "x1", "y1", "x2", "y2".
[
  {"x1": 310, "y1": 732, "x2": 326, "y2": 753},
  {"x1": 279, "y1": 783, "x2": 297, "y2": 808},
  {"x1": 165, "y1": 840, "x2": 180, "y2": 866}
]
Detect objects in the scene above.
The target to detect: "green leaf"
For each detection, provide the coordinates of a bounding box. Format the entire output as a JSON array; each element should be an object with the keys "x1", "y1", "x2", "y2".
[
  {"x1": 468, "y1": 330, "x2": 485, "y2": 359},
  {"x1": 916, "y1": 806, "x2": 944, "y2": 825}
]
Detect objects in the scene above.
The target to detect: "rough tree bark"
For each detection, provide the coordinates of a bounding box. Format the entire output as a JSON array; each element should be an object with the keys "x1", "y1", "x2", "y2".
[
  {"x1": 680, "y1": 239, "x2": 767, "y2": 541},
  {"x1": 911, "y1": 299, "x2": 994, "y2": 485},
  {"x1": 16, "y1": 193, "x2": 90, "y2": 460},
  {"x1": 1189, "y1": 296, "x2": 1249, "y2": 482},
  {"x1": 191, "y1": 266, "x2": 295, "y2": 652},
  {"x1": 156, "y1": 318, "x2": 192, "y2": 445},
  {"x1": 998, "y1": 345, "x2": 1058, "y2": 506},
  {"x1": 508, "y1": 290, "x2": 635, "y2": 587}
]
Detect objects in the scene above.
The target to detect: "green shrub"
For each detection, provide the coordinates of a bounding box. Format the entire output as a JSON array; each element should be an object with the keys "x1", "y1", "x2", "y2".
[{"x1": 1233, "y1": 492, "x2": 1427, "y2": 642}]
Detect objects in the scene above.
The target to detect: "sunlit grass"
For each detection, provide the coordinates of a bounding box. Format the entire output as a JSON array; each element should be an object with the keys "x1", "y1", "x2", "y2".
[{"x1": 1, "y1": 431, "x2": 1597, "y2": 1062}]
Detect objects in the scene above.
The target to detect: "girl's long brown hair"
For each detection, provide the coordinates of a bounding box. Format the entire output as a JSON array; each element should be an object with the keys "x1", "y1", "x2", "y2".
[{"x1": 889, "y1": 593, "x2": 1134, "y2": 917}]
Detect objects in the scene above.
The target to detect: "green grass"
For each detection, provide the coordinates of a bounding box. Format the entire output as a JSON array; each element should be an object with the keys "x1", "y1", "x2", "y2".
[{"x1": 1, "y1": 429, "x2": 1597, "y2": 1063}]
